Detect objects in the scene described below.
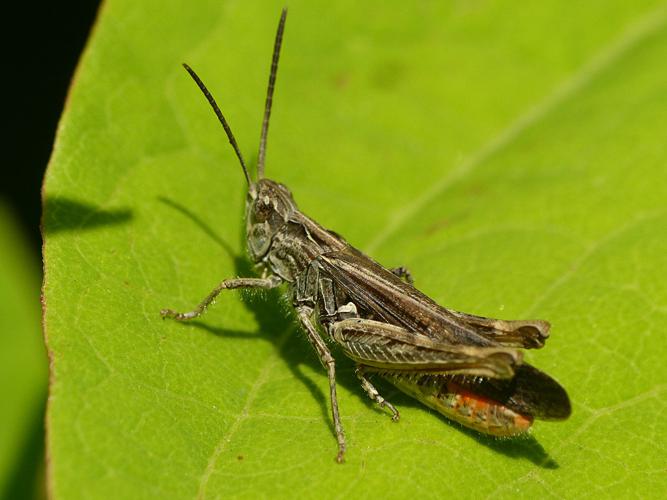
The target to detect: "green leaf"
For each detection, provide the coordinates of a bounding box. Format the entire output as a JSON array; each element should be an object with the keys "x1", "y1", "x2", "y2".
[
  {"x1": 0, "y1": 203, "x2": 47, "y2": 498},
  {"x1": 43, "y1": 0, "x2": 667, "y2": 497}
]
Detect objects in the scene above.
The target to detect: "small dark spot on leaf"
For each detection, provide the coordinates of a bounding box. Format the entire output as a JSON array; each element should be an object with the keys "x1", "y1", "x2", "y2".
[
  {"x1": 465, "y1": 183, "x2": 486, "y2": 196},
  {"x1": 333, "y1": 72, "x2": 351, "y2": 90},
  {"x1": 423, "y1": 218, "x2": 452, "y2": 236},
  {"x1": 422, "y1": 210, "x2": 468, "y2": 237},
  {"x1": 371, "y1": 60, "x2": 405, "y2": 90}
]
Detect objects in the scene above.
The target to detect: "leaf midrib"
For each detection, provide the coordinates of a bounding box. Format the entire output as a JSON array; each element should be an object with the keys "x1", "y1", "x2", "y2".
[{"x1": 364, "y1": 2, "x2": 667, "y2": 254}]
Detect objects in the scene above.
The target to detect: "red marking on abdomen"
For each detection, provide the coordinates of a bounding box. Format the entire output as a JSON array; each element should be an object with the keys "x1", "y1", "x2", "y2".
[{"x1": 444, "y1": 381, "x2": 533, "y2": 437}]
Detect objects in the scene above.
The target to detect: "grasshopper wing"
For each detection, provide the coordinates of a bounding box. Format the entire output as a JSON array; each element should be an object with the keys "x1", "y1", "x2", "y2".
[
  {"x1": 387, "y1": 363, "x2": 571, "y2": 421},
  {"x1": 319, "y1": 251, "x2": 547, "y2": 348},
  {"x1": 446, "y1": 310, "x2": 550, "y2": 349},
  {"x1": 484, "y1": 363, "x2": 571, "y2": 420}
]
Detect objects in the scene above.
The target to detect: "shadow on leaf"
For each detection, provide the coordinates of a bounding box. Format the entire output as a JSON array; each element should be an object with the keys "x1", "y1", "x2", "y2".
[
  {"x1": 159, "y1": 197, "x2": 360, "y2": 436},
  {"x1": 157, "y1": 197, "x2": 235, "y2": 257},
  {"x1": 185, "y1": 255, "x2": 354, "y2": 437},
  {"x1": 368, "y1": 383, "x2": 559, "y2": 468},
  {"x1": 42, "y1": 196, "x2": 132, "y2": 234},
  {"x1": 470, "y1": 431, "x2": 558, "y2": 468}
]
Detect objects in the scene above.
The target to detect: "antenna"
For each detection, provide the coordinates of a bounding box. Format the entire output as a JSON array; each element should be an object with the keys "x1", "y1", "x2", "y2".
[
  {"x1": 182, "y1": 63, "x2": 252, "y2": 186},
  {"x1": 257, "y1": 8, "x2": 288, "y2": 179}
]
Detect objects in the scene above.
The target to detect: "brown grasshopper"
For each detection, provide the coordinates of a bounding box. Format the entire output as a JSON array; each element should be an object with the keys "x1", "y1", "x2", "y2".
[{"x1": 161, "y1": 9, "x2": 570, "y2": 463}]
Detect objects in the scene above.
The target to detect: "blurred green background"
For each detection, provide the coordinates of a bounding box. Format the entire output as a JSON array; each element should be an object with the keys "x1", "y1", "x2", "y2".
[
  {"x1": 0, "y1": 203, "x2": 46, "y2": 498},
  {"x1": 2, "y1": 2, "x2": 100, "y2": 498}
]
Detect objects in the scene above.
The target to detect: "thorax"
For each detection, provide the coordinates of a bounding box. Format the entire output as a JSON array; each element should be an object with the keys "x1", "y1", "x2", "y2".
[{"x1": 258, "y1": 211, "x2": 348, "y2": 283}]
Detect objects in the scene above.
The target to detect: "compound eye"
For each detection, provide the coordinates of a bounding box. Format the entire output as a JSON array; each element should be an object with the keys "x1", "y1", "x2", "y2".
[
  {"x1": 249, "y1": 198, "x2": 270, "y2": 224},
  {"x1": 248, "y1": 221, "x2": 271, "y2": 258}
]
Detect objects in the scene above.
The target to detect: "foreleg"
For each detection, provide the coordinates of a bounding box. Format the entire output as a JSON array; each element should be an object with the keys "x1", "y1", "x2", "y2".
[{"x1": 161, "y1": 275, "x2": 282, "y2": 321}]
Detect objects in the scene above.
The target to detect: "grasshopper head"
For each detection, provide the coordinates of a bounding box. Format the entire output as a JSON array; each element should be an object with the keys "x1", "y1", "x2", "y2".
[
  {"x1": 245, "y1": 179, "x2": 296, "y2": 261},
  {"x1": 181, "y1": 10, "x2": 291, "y2": 262}
]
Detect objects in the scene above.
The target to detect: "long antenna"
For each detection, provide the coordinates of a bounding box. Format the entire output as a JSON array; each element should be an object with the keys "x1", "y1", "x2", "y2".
[
  {"x1": 182, "y1": 63, "x2": 252, "y2": 186},
  {"x1": 257, "y1": 8, "x2": 288, "y2": 179}
]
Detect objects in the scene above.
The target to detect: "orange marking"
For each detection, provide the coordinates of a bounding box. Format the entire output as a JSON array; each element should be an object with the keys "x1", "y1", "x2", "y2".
[{"x1": 446, "y1": 382, "x2": 533, "y2": 437}]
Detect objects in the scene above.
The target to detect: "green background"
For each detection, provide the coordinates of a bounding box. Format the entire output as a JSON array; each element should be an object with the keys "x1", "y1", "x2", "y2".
[
  {"x1": 42, "y1": 0, "x2": 667, "y2": 497},
  {"x1": 0, "y1": 204, "x2": 46, "y2": 499}
]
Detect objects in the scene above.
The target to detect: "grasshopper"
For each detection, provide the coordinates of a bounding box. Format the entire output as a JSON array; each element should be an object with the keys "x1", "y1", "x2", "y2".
[{"x1": 161, "y1": 9, "x2": 571, "y2": 463}]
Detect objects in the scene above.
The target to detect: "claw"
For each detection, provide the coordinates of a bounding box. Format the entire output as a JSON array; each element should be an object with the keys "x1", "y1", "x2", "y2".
[{"x1": 336, "y1": 450, "x2": 345, "y2": 464}]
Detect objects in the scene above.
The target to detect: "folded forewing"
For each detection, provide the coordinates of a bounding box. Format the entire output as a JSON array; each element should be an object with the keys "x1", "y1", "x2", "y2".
[
  {"x1": 446, "y1": 310, "x2": 551, "y2": 349},
  {"x1": 319, "y1": 251, "x2": 549, "y2": 349},
  {"x1": 318, "y1": 251, "x2": 495, "y2": 346}
]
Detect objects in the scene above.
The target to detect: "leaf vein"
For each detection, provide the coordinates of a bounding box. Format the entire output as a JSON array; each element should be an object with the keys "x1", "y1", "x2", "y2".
[
  {"x1": 364, "y1": 3, "x2": 667, "y2": 254},
  {"x1": 196, "y1": 326, "x2": 295, "y2": 499}
]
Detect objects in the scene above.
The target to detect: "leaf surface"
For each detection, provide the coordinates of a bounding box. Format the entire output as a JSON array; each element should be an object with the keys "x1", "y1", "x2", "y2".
[{"x1": 43, "y1": 1, "x2": 667, "y2": 497}]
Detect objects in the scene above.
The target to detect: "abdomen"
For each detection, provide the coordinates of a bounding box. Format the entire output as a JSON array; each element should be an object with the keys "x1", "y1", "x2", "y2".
[{"x1": 385, "y1": 373, "x2": 533, "y2": 436}]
